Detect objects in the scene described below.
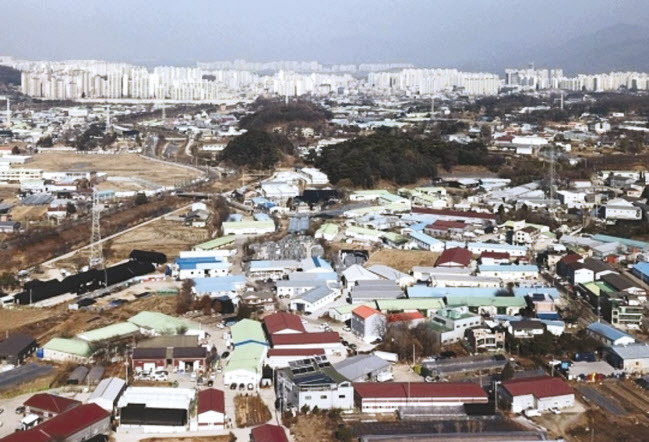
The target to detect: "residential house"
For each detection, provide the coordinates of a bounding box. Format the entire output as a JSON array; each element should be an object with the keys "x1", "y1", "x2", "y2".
[{"x1": 351, "y1": 305, "x2": 387, "y2": 343}]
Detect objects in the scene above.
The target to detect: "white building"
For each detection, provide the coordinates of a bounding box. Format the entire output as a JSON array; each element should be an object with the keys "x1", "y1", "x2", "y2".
[
  {"x1": 603, "y1": 198, "x2": 642, "y2": 221},
  {"x1": 351, "y1": 305, "x2": 387, "y2": 343}
]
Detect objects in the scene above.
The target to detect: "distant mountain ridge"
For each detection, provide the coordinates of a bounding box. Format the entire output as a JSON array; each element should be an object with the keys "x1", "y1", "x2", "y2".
[{"x1": 465, "y1": 23, "x2": 649, "y2": 75}]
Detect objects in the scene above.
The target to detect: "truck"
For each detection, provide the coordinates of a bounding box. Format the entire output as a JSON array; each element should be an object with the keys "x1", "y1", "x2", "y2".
[{"x1": 373, "y1": 351, "x2": 399, "y2": 363}]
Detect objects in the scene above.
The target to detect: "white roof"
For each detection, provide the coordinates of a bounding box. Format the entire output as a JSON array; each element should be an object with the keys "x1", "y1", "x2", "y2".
[
  {"x1": 342, "y1": 264, "x2": 381, "y2": 283},
  {"x1": 89, "y1": 377, "x2": 126, "y2": 403},
  {"x1": 117, "y1": 386, "x2": 195, "y2": 410}
]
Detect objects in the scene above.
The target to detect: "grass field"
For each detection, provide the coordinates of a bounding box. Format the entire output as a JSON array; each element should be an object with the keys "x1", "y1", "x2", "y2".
[{"x1": 27, "y1": 151, "x2": 202, "y2": 186}]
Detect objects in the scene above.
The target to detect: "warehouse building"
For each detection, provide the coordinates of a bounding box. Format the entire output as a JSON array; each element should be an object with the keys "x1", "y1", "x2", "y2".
[
  {"x1": 117, "y1": 387, "x2": 195, "y2": 432},
  {"x1": 500, "y1": 376, "x2": 575, "y2": 413},
  {"x1": 353, "y1": 382, "x2": 488, "y2": 413}
]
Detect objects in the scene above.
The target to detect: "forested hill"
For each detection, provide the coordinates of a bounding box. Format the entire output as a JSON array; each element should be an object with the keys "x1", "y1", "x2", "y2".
[
  {"x1": 0, "y1": 66, "x2": 21, "y2": 93},
  {"x1": 315, "y1": 131, "x2": 499, "y2": 188},
  {"x1": 238, "y1": 99, "x2": 332, "y2": 131},
  {"x1": 220, "y1": 129, "x2": 295, "y2": 170}
]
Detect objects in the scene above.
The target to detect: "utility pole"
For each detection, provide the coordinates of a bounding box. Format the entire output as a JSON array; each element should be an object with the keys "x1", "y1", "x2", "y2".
[
  {"x1": 106, "y1": 105, "x2": 111, "y2": 131},
  {"x1": 560, "y1": 91, "x2": 564, "y2": 111}
]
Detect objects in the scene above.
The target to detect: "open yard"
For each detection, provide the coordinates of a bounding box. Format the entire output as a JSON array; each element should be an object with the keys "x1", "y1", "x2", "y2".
[
  {"x1": 234, "y1": 394, "x2": 272, "y2": 428},
  {"x1": 366, "y1": 249, "x2": 439, "y2": 273},
  {"x1": 105, "y1": 217, "x2": 209, "y2": 263},
  {"x1": 27, "y1": 151, "x2": 202, "y2": 187}
]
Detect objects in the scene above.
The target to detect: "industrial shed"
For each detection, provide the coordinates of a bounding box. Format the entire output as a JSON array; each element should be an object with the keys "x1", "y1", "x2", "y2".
[
  {"x1": 89, "y1": 377, "x2": 126, "y2": 412},
  {"x1": 67, "y1": 366, "x2": 89, "y2": 385}
]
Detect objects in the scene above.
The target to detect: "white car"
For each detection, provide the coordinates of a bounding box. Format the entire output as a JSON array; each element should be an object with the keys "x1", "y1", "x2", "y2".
[
  {"x1": 190, "y1": 371, "x2": 198, "y2": 381},
  {"x1": 342, "y1": 326, "x2": 351, "y2": 332}
]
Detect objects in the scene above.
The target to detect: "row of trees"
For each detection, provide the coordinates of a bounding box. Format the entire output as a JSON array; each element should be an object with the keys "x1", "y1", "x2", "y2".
[{"x1": 239, "y1": 98, "x2": 333, "y2": 131}]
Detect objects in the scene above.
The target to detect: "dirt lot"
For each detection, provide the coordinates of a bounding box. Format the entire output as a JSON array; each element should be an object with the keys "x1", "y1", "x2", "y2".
[
  {"x1": 0, "y1": 295, "x2": 177, "y2": 344},
  {"x1": 234, "y1": 394, "x2": 272, "y2": 427},
  {"x1": 366, "y1": 249, "x2": 439, "y2": 273},
  {"x1": 27, "y1": 151, "x2": 202, "y2": 186},
  {"x1": 106, "y1": 218, "x2": 209, "y2": 263},
  {"x1": 567, "y1": 408, "x2": 649, "y2": 441}
]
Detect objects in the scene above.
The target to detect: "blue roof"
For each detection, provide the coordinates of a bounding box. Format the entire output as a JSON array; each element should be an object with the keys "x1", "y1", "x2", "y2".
[
  {"x1": 587, "y1": 322, "x2": 634, "y2": 342},
  {"x1": 309, "y1": 257, "x2": 333, "y2": 271},
  {"x1": 514, "y1": 287, "x2": 559, "y2": 298},
  {"x1": 537, "y1": 313, "x2": 561, "y2": 320},
  {"x1": 175, "y1": 256, "x2": 227, "y2": 270},
  {"x1": 253, "y1": 213, "x2": 272, "y2": 221},
  {"x1": 193, "y1": 275, "x2": 246, "y2": 294},
  {"x1": 407, "y1": 222, "x2": 429, "y2": 232},
  {"x1": 592, "y1": 234, "x2": 649, "y2": 251},
  {"x1": 409, "y1": 230, "x2": 444, "y2": 246},
  {"x1": 633, "y1": 262, "x2": 649, "y2": 278},
  {"x1": 479, "y1": 265, "x2": 538, "y2": 273}
]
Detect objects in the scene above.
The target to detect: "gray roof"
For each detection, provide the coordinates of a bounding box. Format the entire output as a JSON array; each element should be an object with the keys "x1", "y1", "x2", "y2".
[
  {"x1": 89, "y1": 377, "x2": 126, "y2": 403},
  {"x1": 609, "y1": 343, "x2": 649, "y2": 360},
  {"x1": 333, "y1": 354, "x2": 390, "y2": 381},
  {"x1": 296, "y1": 285, "x2": 334, "y2": 304}
]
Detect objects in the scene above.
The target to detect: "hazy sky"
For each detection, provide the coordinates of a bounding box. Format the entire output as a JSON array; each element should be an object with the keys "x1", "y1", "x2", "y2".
[{"x1": 3, "y1": 0, "x2": 649, "y2": 69}]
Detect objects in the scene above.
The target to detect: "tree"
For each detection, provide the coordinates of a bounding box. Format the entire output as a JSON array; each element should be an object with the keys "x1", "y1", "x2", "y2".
[
  {"x1": 500, "y1": 362, "x2": 515, "y2": 381},
  {"x1": 220, "y1": 130, "x2": 294, "y2": 170},
  {"x1": 11, "y1": 146, "x2": 20, "y2": 155},
  {"x1": 66, "y1": 202, "x2": 77, "y2": 215},
  {"x1": 0, "y1": 272, "x2": 19, "y2": 290},
  {"x1": 134, "y1": 193, "x2": 148, "y2": 206},
  {"x1": 237, "y1": 304, "x2": 256, "y2": 321},
  {"x1": 198, "y1": 295, "x2": 213, "y2": 315},
  {"x1": 36, "y1": 135, "x2": 53, "y2": 148},
  {"x1": 176, "y1": 279, "x2": 195, "y2": 314}
]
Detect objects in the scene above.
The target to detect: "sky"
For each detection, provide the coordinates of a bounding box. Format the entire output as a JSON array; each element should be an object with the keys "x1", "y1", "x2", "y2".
[{"x1": 3, "y1": 0, "x2": 649, "y2": 70}]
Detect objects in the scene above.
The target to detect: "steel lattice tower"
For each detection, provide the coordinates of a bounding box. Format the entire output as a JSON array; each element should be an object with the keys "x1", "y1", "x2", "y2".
[{"x1": 89, "y1": 188, "x2": 104, "y2": 268}]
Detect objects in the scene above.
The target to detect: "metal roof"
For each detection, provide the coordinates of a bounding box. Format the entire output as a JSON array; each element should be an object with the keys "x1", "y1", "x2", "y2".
[
  {"x1": 77, "y1": 322, "x2": 139, "y2": 343},
  {"x1": 333, "y1": 354, "x2": 389, "y2": 381},
  {"x1": 587, "y1": 322, "x2": 634, "y2": 342},
  {"x1": 43, "y1": 338, "x2": 92, "y2": 357}
]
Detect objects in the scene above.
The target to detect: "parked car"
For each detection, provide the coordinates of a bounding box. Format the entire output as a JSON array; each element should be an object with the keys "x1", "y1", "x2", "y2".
[
  {"x1": 221, "y1": 351, "x2": 230, "y2": 359},
  {"x1": 230, "y1": 383, "x2": 237, "y2": 390},
  {"x1": 210, "y1": 372, "x2": 216, "y2": 380},
  {"x1": 15, "y1": 406, "x2": 25, "y2": 415},
  {"x1": 342, "y1": 326, "x2": 351, "y2": 332}
]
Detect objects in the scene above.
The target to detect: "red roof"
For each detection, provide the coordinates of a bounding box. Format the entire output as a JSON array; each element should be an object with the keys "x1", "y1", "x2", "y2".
[
  {"x1": 251, "y1": 423, "x2": 289, "y2": 442},
  {"x1": 198, "y1": 388, "x2": 225, "y2": 414},
  {"x1": 412, "y1": 208, "x2": 496, "y2": 221},
  {"x1": 354, "y1": 382, "x2": 488, "y2": 400},
  {"x1": 502, "y1": 376, "x2": 573, "y2": 399},
  {"x1": 427, "y1": 219, "x2": 467, "y2": 231},
  {"x1": 0, "y1": 403, "x2": 109, "y2": 442},
  {"x1": 387, "y1": 311, "x2": 425, "y2": 323},
  {"x1": 267, "y1": 348, "x2": 325, "y2": 357},
  {"x1": 352, "y1": 305, "x2": 382, "y2": 320},
  {"x1": 24, "y1": 393, "x2": 80, "y2": 415},
  {"x1": 480, "y1": 251, "x2": 510, "y2": 260},
  {"x1": 436, "y1": 247, "x2": 472, "y2": 267},
  {"x1": 559, "y1": 253, "x2": 582, "y2": 265},
  {"x1": 263, "y1": 312, "x2": 306, "y2": 335},
  {"x1": 270, "y1": 332, "x2": 340, "y2": 347}
]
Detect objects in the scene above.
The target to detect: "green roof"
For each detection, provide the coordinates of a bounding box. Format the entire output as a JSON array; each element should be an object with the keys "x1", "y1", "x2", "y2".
[
  {"x1": 77, "y1": 322, "x2": 139, "y2": 343},
  {"x1": 230, "y1": 319, "x2": 266, "y2": 345},
  {"x1": 128, "y1": 311, "x2": 198, "y2": 334},
  {"x1": 375, "y1": 298, "x2": 445, "y2": 311},
  {"x1": 382, "y1": 232, "x2": 408, "y2": 244},
  {"x1": 43, "y1": 338, "x2": 92, "y2": 357},
  {"x1": 316, "y1": 223, "x2": 339, "y2": 236},
  {"x1": 194, "y1": 235, "x2": 236, "y2": 250},
  {"x1": 445, "y1": 296, "x2": 526, "y2": 308},
  {"x1": 427, "y1": 321, "x2": 452, "y2": 332},
  {"x1": 580, "y1": 281, "x2": 615, "y2": 297},
  {"x1": 225, "y1": 343, "x2": 265, "y2": 373},
  {"x1": 346, "y1": 226, "x2": 383, "y2": 236}
]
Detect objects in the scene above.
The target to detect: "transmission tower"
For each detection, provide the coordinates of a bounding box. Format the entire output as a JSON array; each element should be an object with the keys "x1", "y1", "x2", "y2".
[
  {"x1": 89, "y1": 188, "x2": 104, "y2": 268},
  {"x1": 549, "y1": 144, "x2": 556, "y2": 209},
  {"x1": 5, "y1": 98, "x2": 10, "y2": 128}
]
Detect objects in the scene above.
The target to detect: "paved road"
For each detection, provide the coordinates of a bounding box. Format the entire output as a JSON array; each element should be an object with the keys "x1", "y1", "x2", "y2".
[
  {"x1": 577, "y1": 385, "x2": 627, "y2": 416},
  {"x1": 0, "y1": 363, "x2": 54, "y2": 391}
]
